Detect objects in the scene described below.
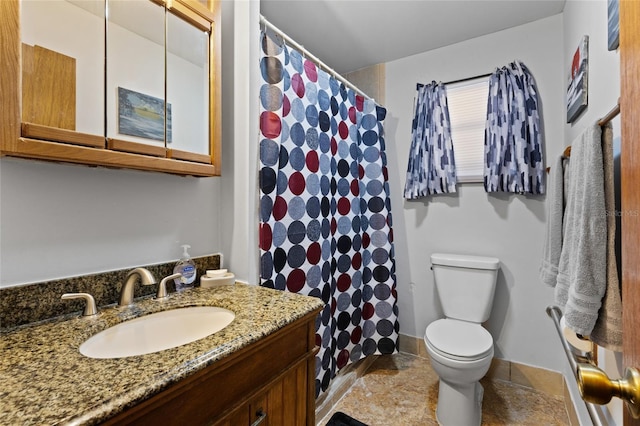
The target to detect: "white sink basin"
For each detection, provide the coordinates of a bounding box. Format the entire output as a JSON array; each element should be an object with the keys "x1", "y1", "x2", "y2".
[{"x1": 79, "y1": 306, "x2": 235, "y2": 359}]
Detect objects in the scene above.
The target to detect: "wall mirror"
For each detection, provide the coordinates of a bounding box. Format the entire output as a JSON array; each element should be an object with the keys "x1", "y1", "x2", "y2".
[
  {"x1": 20, "y1": 0, "x2": 105, "y2": 147},
  {"x1": 166, "y1": 10, "x2": 210, "y2": 161},
  {"x1": 7, "y1": 0, "x2": 221, "y2": 176},
  {"x1": 106, "y1": 0, "x2": 167, "y2": 156}
]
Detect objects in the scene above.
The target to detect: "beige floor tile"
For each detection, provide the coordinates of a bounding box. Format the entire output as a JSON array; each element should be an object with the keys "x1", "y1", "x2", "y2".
[
  {"x1": 510, "y1": 362, "x2": 564, "y2": 397},
  {"x1": 318, "y1": 353, "x2": 569, "y2": 426}
]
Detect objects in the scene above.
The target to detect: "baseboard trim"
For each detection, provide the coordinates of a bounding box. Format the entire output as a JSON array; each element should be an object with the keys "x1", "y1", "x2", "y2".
[
  {"x1": 398, "y1": 333, "x2": 565, "y2": 396},
  {"x1": 398, "y1": 333, "x2": 579, "y2": 423}
]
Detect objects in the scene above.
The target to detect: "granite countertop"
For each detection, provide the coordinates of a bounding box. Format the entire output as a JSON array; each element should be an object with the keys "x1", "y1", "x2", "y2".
[{"x1": 0, "y1": 284, "x2": 324, "y2": 426}]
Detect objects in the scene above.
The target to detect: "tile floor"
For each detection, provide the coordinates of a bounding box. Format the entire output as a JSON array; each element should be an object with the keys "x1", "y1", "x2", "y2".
[{"x1": 318, "y1": 352, "x2": 570, "y2": 426}]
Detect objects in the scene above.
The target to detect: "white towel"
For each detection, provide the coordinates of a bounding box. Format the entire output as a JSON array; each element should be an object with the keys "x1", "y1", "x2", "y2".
[
  {"x1": 539, "y1": 155, "x2": 567, "y2": 287},
  {"x1": 554, "y1": 124, "x2": 607, "y2": 336}
]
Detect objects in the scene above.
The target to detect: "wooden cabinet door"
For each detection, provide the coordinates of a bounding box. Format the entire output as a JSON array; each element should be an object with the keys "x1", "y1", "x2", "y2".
[
  {"x1": 249, "y1": 392, "x2": 269, "y2": 426},
  {"x1": 252, "y1": 359, "x2": 309, "y2": 426},
  {"x1": 213, "y1": 360, "x2": 309, "y2": 426},
  {"x1": 215, "y1": 404, "x2": 250, "y2": 426}
]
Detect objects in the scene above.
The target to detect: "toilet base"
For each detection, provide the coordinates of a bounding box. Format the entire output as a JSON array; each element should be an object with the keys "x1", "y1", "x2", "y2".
[{"x1": 436, "y1": 379, "x2": 484, "y2": 426}]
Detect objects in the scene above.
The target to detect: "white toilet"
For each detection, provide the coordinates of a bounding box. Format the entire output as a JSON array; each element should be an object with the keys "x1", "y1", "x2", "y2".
[{"x1": 424, "y1": 253, "x2": 500, "y2": 426}]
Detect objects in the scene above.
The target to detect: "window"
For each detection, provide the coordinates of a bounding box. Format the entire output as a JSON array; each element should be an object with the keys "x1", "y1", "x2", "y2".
[{"x1": 446, "y1": 77, "x2": 489, "y2": 183}]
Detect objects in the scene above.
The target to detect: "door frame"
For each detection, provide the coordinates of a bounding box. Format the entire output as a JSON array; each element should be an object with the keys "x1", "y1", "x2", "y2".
[{"x1": 620, "y1": 1, "x2": 640, "y2": 425}]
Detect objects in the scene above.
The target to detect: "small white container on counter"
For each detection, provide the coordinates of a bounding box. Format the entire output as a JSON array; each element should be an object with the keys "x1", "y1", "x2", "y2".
[
  {"x1": 200, "y1": 271, "x2": 235, "y2": 288},
  {"x1": 206, "y1": 269, "x2": 227, "y2": 278}
]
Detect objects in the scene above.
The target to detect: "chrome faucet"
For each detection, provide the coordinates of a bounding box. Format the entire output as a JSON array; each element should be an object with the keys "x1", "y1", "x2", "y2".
[
  {"x1": 156, "y1": 272, "x2": 183, "y2": 300},
  {"x1": 118, "y1": 267, "x2": 157, "y2": 306}
]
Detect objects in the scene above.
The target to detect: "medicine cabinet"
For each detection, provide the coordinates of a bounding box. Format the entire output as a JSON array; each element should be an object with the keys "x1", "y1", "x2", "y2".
[{"x1": 0, "y1": 0, "x2": 221, "y2": 177}]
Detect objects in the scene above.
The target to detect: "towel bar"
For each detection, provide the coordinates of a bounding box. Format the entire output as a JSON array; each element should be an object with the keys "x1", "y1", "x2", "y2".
[{"x1": 546, "y1": 305, "x2": 604, "y2": 426}]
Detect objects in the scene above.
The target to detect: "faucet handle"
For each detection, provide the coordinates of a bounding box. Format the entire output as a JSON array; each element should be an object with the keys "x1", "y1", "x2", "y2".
[
  {"x1": 157, "y1": 273, "x2": 183, "y2": 300},
  {"x1": 61, "y1": 293, "x2": 98, "y2": 317}
]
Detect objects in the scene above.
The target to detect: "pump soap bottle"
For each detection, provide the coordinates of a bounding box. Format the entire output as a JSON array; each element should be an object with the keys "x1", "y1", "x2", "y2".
[{"x1": 174, "y1": 244, "x2": 196, "y2": 291}]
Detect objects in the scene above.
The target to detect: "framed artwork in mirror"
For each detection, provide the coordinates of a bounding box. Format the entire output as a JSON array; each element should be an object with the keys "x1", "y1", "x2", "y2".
[
  {"x1": 567, "y1": 36, "x2": 588, "y2": 124},
  {"x1": 608, "y1": 0, "x2": 619, "y2": 51},
  {"x1": 117, "y1": 87, "x2": 172, "y2": 143}
]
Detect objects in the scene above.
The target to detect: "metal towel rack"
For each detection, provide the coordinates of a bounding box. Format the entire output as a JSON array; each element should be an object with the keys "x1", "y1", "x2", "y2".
[{"x1": 546, "y1": 305, "x2": 604, "y2": 426}]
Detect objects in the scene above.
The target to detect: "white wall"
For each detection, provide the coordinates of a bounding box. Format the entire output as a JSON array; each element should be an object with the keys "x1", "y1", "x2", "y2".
[
  {"x1": 564, "y1": 0, "x2": 620, "y2": 144},
  {"x1": 562, "y1": 1, "x2": 622, "y2": 424},
  {"x1": 218, "y1": 0, "x2": 261, "y2": 285},
  {"x1": 385, "y1": 14, "x2": 566, "y2": 372},
  {"x1": 0, "y1": 158, "x2": 221, "y2": 286},
  {"x1": 1, "y1": 0, "x2": 259, "y2": 289},
  {"x1": 0, "y1": 0, "x2": 255, "y2": 288}
]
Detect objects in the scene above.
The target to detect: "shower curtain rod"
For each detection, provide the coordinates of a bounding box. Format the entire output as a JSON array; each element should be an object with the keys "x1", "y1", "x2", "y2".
[
  {"x1": 259, "y1": 15, "x2": 373, "y2": 101},
  {"x1": 416, "y1": 72, "x2": 493, "y2": 90}
]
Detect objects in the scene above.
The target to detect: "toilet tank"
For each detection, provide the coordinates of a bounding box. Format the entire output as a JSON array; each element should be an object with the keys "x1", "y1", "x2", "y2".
[{"x1": 431, "y1": 253, "x2": 500, "y2": 323}]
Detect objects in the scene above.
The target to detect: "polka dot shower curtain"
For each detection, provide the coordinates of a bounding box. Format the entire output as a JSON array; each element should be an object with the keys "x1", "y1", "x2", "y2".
[{"x1": 258, "y1": 30, "x2": 399, "y2": 398}]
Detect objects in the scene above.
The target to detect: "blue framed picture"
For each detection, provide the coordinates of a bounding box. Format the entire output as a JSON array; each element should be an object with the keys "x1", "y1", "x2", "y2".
[
  {"x1": 608, "y1": 0, "x2": 619, "y2": 51},
  {"x1": 117, "y1": 87, "x2": 172, "y2": 143}
]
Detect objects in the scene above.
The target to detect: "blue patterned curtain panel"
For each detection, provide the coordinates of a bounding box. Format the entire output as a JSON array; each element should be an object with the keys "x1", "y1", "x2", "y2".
[
  {"x1": 404, "y1": 81, "x2": 457, "y2": 199},
  {"x1": 484, "y1": 61, "x2": 545, "y2": 194},
  {"x1": 258, "y1": 30, "x2": 399, "y2": 398}
]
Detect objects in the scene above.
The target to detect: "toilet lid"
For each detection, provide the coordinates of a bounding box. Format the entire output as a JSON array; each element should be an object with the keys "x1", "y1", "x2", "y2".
[{"x1": 426, "y1": 319, "x2": 493, "y2": 360}]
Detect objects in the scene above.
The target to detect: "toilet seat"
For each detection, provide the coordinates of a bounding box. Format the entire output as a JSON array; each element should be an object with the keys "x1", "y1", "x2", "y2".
[{"x1": 425, "y1": 319, "x2": 493, "y2": 361}]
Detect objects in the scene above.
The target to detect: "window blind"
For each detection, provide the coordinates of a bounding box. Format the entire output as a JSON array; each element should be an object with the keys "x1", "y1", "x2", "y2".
[{"x1": 446, "y1": 77, "x2": 489, "y2": 183}]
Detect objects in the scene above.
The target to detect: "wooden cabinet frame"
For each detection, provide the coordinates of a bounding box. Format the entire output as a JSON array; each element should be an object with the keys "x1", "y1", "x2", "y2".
[
  {"x1": 0, "y1": 0, "x2": 221, "y2": 177},
  {"x1": 101, "y1": 309, "x2": 321, "y2": 425},
  {"x1": 621, "y1": 0, "x2": 640, "y2": 424}
]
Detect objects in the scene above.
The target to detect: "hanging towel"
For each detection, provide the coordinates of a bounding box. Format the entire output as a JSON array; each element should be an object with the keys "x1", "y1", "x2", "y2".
[
  {"x1": 553, "y1": 124, "x2": 607, "y2": 336},
  {"x1": 590, "y1": 123, "x2": 622, "y2": 351},
  {"x1": 539, "y1": 154, "x2": 568, "y2": 287}
]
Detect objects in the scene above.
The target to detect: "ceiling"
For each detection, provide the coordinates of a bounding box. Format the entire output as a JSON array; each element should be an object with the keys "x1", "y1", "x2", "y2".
[{"x1": 260, "y1": 0, "x2": 566, "y2": 74}]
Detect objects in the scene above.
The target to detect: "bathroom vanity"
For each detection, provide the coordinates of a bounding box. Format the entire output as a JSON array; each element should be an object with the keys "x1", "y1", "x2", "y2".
[{"x1": 0, "y1": 284, "x2": 323, "y2": 425}]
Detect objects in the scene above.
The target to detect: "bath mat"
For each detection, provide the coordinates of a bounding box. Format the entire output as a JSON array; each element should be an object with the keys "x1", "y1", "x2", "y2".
[{"x1": 326, "y1": 411, "x2": 368, "y2": 426}]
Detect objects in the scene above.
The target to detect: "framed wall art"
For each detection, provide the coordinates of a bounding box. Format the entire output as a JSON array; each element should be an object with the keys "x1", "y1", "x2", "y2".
[
  {"x1": 608, "y1": 0, "x2": 620, "y2": 51},
  {"x1": 567, "y1": 35, "x2": 589, "y2": 124},
  {"x1": 117, "y1": 87, "x2": 172, "y2": 142}
]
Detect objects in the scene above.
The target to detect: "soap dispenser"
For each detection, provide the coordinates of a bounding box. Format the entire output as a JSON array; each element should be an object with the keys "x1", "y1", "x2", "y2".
[{"x1": 173, "y1": 244, "x2": 196, "y2": 291}]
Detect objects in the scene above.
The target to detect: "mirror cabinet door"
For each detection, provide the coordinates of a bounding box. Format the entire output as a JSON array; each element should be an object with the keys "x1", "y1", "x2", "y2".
[
  {"x1": 20, "y1": 0, "x2": 105, "y2": 146},
  {"x1": 106, "y1": 0, "x2": 167, "y2": 157},
  {"x1": 14, "y1": 0, "x2": 218, "y2": 175},
  {"x1": 166, "y1": 10, "x2": 211, "y2": 162},
  {"x1": 195, "y1": 0, "x2": 214, "y2": 11}
]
